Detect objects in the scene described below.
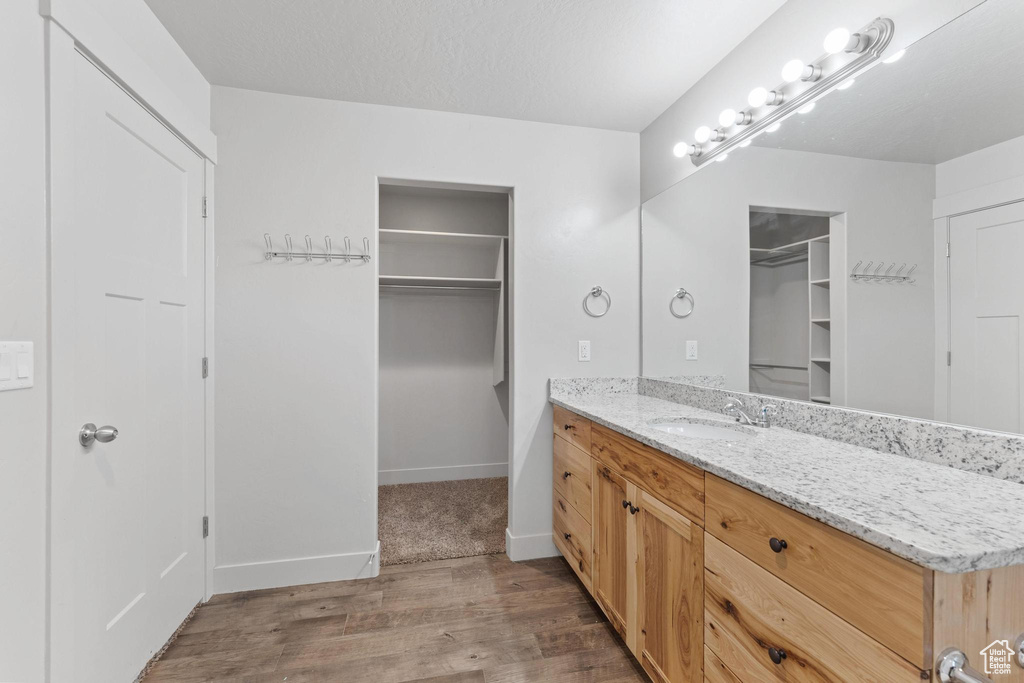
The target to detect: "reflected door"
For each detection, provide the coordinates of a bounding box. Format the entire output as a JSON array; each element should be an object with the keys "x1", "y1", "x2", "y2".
[
  {"x1": 949, "y1": 202, "x2": 1024, "y2": 432},
  {"x1": 50, "y1": 51, "x2": 206, "y2": 682}
]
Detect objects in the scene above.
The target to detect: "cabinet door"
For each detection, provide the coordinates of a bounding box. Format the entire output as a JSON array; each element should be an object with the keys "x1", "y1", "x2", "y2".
[
  {"x1": 636, "y1": 490, "x2": 703, "y2": 683},
  {"x1": 591, "y1": 461, "x2": 638, "y2": 651}
]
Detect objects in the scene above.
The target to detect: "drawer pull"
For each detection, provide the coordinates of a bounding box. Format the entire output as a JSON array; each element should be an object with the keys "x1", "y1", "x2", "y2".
[
  {"x1": 621, "y1": 499, "x2": 639, "y2": 514},
  {"x1": 564, "y1": 424, "x2": 575, "y2": 431},
  {"x1": 768, "y1": 647, "x2": 787, "y2": 665},
  {"x1": 564, "y1": 532, "x2": 571, "y2": 540},
  {"x1": 769, "y1": 537, "x2": 788, "y2": 553},
  {"x1": 563, "y1": 471, "x2": 571, "y2": 479}
]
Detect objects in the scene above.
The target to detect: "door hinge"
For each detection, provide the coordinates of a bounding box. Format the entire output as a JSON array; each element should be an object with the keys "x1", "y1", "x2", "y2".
[
  {"x1": 202, "y1": 357, "x2": 209, "y2": 378},
  {"x1": 202, "y1": 196, "x2": 208, "y2": 218},
  {"x1": 202, "y1": 516, "x2": 209, "y2": 538},
  {"x1": 947, "y1": 351, "x2": 952, "y2": 366}
]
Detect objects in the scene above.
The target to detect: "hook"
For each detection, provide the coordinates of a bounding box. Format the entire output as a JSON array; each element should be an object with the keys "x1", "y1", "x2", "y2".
[
  {"x1": 305, "y1": 235, "x2": 313, "y2": 262},
  {"x1": 284, "y1": 234, "x2": 293, "y2": 262},
  {"x1": 264, "y1": 233, "x2": 273, "y2": 260},
  {"x1": 344, "y1": 236, "x2": 352, "y2": 263},
  {"x1": 873, "y1": 261, "x2": 883, "y2": 279},
  {"x1": 325, "y1": 236, "x2": 332, "y2": 263},
  {"x1": 362, "y1": 237, "x2": 371, "y2": 262},
  {"x1": 906, "y1": 264, "x2": 917, "y2": 283},
  {"x1": 851, "y1": 260, "x2": 862, "y2": 278},
  {"x1": 895, "y1": 263, "x2": 906, "y2": 278},
  {"x1": 884, "y1": 263, "x2": 894, "y2": 279}
]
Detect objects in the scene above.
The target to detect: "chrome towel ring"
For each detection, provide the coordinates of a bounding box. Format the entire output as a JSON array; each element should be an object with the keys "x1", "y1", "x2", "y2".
[
  {"x1": 583, "y1": 286, "x2": 611, "y2": 318},
  {"x1": 670, "y1": 287, "x2": 694, "y2": 318}
]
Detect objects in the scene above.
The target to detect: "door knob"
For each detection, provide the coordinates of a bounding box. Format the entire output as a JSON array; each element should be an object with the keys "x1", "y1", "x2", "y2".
[{"x1": 80, "y1": 423, "x2": 118, "y2": 447}]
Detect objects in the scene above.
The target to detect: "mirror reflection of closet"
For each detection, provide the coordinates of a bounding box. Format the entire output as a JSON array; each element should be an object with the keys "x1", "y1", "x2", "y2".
[
  {"x1": 376, "y1": 180, "x2": 511, "y2": 566},
  {"x1": 749, "y1": 208, "x2": 845, "y2": 404}
]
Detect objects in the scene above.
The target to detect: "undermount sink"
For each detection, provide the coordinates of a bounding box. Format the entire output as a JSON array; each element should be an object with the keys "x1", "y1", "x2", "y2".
[{"x1": 647, "y1": 419, "x2": 754, "y2": 441}]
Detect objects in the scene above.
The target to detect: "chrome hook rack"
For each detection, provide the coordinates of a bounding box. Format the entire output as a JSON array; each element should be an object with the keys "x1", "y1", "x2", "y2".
[
  {"x1": 263, "y1": 233, "x2": 371, "y2": 263},
  {"x1": 850, "y1": 260, "x2": 916, "y2": 283}
]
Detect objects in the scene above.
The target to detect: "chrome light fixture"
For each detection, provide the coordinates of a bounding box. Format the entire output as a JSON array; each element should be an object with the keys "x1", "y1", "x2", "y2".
[{"x1": 682, "y1": 17, "x2": 894, "y2": 166}]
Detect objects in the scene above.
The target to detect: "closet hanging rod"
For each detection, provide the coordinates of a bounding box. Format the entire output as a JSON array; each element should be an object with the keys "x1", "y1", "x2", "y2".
[{"x1": 379, "y1": 284, "x2": 500, "y2": 291}]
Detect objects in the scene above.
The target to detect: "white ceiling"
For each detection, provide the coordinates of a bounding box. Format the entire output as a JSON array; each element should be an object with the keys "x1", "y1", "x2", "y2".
[
  {"x1": 144, "y1": 0, "x2": 785, "y2": 132},
  {"x1": 753, "y1": 0, "x2": 1024, "y2": 164}
]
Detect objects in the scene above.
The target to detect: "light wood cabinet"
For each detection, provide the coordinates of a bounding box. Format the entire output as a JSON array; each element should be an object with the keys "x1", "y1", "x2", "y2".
[
  {"x1": 636, "y1": 490, "x2": 703, "y2": 683},
  {"x1": 591, "y1": 459, "x2": 637, "y2": 648},
  {"x1": 552, "y1": 404, "x2": 1024, "y2": 683}
]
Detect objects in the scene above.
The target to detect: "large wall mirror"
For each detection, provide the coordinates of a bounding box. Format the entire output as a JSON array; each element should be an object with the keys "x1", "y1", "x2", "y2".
[{"x1": 641, "y1": 0, "x2": 1024, "y2": 434}]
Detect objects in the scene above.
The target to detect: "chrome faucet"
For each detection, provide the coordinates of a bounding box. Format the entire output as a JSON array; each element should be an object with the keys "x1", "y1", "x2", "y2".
[{"x1": 724, "y1": 398, "x2": 777, "y2": 428}]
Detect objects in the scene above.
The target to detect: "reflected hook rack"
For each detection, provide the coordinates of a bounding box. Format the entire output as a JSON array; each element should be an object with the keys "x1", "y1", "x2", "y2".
[{"x1": 264, "y1": 233, "x2": 371, "y2": 263}]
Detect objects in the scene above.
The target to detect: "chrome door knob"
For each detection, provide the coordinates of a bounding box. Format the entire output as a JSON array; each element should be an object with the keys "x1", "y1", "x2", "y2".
[{"x1": 80, "y1": 423, "x2": 118, "y2": 447}]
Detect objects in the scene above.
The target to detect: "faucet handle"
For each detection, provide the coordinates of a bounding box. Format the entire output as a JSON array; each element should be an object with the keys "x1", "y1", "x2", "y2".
[
  {"x1": 760, "y1": 404, "x2": 778, "y2": 427},
  {"x1": 724, "y1": 398, "x2": 745, "y2": 414}
]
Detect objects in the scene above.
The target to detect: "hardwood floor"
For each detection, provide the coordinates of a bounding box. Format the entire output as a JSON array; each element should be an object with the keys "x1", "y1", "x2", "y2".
[{"x1": 143, "y1": 554, "x2": 647, "y2": 682}]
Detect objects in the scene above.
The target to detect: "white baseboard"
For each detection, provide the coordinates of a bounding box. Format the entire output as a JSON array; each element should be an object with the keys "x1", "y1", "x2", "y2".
[
  {"x1": 378, "y1": 462, "x2": 508, "y2": 485},
  {"x1": 505, "y1": 528, "x2": 559, "y2": 561},
  {"x1": 213, "y1": 540, "x2": 380, "y2": 595}
]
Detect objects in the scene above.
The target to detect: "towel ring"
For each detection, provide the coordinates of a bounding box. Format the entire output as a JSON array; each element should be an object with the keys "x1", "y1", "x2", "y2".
[
  {"x1": 583, "y1": 286, "x2": 611, "y2": 318},
  {"x1": 670, "y1": 288, "x2": 694, "y2": 318}
]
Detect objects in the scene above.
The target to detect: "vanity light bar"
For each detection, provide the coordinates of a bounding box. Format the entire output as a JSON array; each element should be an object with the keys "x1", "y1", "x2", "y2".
[{"x1": 682, "y1": 17, "x2": 895, "y2": 167}]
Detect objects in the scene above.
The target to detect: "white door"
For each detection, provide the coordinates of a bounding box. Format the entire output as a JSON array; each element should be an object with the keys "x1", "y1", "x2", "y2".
[
  {"x1": 50, "y1": 52, "x2": 206, "y2": 682},
  {"x1": 949, "y1": 201, "x2": 1024, "y2": 433}
]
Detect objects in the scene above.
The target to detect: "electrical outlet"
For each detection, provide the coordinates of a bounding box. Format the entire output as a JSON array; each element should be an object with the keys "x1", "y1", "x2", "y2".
[
  {"x1": 578, "y1": 340, "x2": 591, "y2": 362},
  {"x1": 685, "y1": 340, "x2": 698, "y2": 361}
]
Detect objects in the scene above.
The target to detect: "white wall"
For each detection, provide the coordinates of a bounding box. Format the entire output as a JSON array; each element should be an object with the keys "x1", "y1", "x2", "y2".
[
  {"x1": 640, "y1": 0, "x2": 985, "y2": 201},
  {"x1": 936, "y1": 133, "x2": 1024, "y2": 199},
  {"x1": 212, "y1": 86, "x2": 639, "y2": 590},
  {"x1": 642, "y1": 146, "x2": 935, "y2": 418},
  {"x1": 0, "y1": 3, "x2": 48, "y2": 681}
]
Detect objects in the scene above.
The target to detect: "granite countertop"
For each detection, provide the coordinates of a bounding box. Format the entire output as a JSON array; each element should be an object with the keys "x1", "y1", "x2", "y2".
[{"x1": 550, "y1": 388, "x2": 1024, "y2": 573}]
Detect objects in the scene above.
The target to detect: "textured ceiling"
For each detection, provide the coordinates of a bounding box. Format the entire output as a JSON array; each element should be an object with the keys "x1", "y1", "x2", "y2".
[
  {"x1": 754, "y1": 0, "x2": 1024, "y2": 164},
  {"x1": 144, "y1": 0, "x2": 785, "y2": 132}
]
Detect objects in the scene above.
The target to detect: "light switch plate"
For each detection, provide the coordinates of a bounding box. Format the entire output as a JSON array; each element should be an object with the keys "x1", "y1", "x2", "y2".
[
  {"x1": 0, "y1": 342, "x2": 33, "y2": 391},
  {"x1": 685, "y1": 340, "x2": 698, "y2": 361},
  {"x1": 578, "y1": 340, "x2": 591, "y2": 362}
]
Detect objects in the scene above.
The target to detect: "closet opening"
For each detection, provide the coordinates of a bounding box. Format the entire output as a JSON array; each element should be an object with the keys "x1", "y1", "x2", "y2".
[
  {"x1": 748, "y1": 207, "x2": 846, "y2": 404},
  {"x1": 376, "y1": 179, "x2": 511, "y2": 567}
]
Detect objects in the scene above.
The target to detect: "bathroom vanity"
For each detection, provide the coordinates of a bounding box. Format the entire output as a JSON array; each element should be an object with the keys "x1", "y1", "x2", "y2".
[{"x1": 549, "y1": 379, "x2": 1024, "y2": 683}]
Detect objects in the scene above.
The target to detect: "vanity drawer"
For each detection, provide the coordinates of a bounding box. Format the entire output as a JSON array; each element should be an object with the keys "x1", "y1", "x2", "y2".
[
  {"x1": 704, "y1": 474, "x2": 929, "y2": 667},
  {"x1": 553, "y1": 404, "x2": 592, "y2": 452},
  {"x1": 553, "y1": 491, "x2": 592, "y2": 589},
  {"x1": 591, "y1": 423, "x2": 704, "y2": 525},
  {"x1": 704, "y1": 646, "x2": 742, "y2": 683},
  {"x1": 704, "y1": 534, "x2": 924, "y2": 682},
  {"x1": 552, "y1": 435, "x2": 592, "y2": 523}
]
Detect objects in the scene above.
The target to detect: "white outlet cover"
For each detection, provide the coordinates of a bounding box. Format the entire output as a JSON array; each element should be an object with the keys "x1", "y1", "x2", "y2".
[
  {"x1": 578, "y1": 340, "x2": 591, "y2": 362},
  {"x1": 0, "y1": 341, "x2": 33, "y2": 391},
  {"x1": 685, "y1": 340, "x2": 698, "y2": 360}
]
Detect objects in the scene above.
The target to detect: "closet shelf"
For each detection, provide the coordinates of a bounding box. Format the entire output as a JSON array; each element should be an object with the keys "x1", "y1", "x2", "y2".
[
  {"x1": 810, "y1": 278, "x2": 831, "y2": 286},
  {"x1": 380, "y1": 229, "x2": 507, "y2": 247},
  {"x1": 811, "y1": 318, "x2": 831, "y2": 324},
  {"x1": 810, "y1": 396, "x2": 832, "y2": 404},
  {"x1": 810, "y1": 357, "x2": 832, "y2": 363},
  {"x1": 379, "y1": 275, "x2": 501, "y2": 290}
]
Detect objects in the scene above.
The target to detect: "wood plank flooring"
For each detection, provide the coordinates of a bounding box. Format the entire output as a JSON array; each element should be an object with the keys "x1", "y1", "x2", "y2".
[{"x1": 143, "y1": 554, "x2": 647, "y2": 682}]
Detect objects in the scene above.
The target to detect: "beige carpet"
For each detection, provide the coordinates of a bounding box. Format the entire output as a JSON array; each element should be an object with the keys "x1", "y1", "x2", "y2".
[{"x1": 378, "y1": 477, "x2": 507, "y2": 566}]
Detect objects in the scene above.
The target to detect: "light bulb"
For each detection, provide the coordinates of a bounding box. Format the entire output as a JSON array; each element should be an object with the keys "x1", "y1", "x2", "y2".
[
  {"x1": 672, "y1": 142, "x2": 688, "y2": 158},
  {"x1": 694, "y1": 126, "x2": 711, "y2": 143},
  {"x1": 823, "y1": 28, "x2": 851, "y2": 54},
  {"x1": 739, "y1": 139, "x2": 752, "y2": 148},
  {"x1": 748, "y1": 87, "x2": 768, "y2": 108},
  {"x1": 798, "y1": 102, "x2": 816, "y2": 114},
  {"x1": 782, "y1": 59, "x2": 805, "y2": 83},
  {"x1": 719, "y1": 108, "x2": 737, "y2": 127},
  {"x1": 766, "y1": 122, "x2": 781, "y2": 133},
  {"x1": 837, "y1": 78, "x2": 855, "y2": 91},
  {"x1": 883, "y1": 49, "x2": 905, "y2": 64}
]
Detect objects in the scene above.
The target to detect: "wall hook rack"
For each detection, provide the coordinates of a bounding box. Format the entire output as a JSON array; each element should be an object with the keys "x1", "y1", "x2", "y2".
[
  {"x1": 264, "y1": 233, "x2": 371, "y2": 263},
  {"x1": 583, "y1": 286, "x2": 611, "y2": 317},
  {"x1": 850, "y1": 260, "x2": 915, "y2": 283}
]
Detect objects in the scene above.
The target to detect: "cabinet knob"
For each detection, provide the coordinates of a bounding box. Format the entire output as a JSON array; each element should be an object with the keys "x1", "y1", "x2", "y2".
[
  {"x1": 563, "y1": 471, "x2": 571, "y2": 479},
  {"x1": 769, "y1": 537, "x2": 788, "y2": 553},
  {"x1": 564, "y1": 532, "x2": 571, "y2": 540},
  {"x1": 622, "y1": 499, "x2": 630, "y2": 509},
  {"x1": 564, "y1": 424, "x2": 574, "y2": 431},
  {"x1": 768, "y1": 647, "x2": 787, "y2": 664},
  {"x1": 629, "y1": 504, "x2": 639, "y2": 515}
]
